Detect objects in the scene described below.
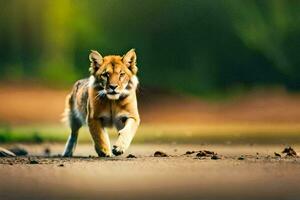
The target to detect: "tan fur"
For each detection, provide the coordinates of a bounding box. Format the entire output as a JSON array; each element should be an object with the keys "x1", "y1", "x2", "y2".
[{"x1": 62, "y1": 49, "x2": 140, "y2": 157}]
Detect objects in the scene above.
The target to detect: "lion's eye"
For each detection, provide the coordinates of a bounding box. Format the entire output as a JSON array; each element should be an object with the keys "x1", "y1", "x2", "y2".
[
  {"x1": 101, "y1": 72, "x2": 109, "y2": 78},
  {"x1": 120, "y1": 72, "x2": 125, "y2": 77}
]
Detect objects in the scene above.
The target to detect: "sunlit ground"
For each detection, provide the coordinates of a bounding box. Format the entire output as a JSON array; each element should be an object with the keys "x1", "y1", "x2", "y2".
[{"x1": 1, "y1": 143, "x2": 300, "y2": 200}]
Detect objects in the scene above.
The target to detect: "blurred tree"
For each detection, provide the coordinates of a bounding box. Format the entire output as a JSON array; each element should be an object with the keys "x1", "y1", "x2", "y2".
[
  {"x1": 227, "y1": 1, "x2": 300, "y2": 85},
  {"x1": 38, "y1": 0, "x2": 77, "y2": 84},
  {"x1": 0, "y1": 0, "x2": 299, "y2": 93}
]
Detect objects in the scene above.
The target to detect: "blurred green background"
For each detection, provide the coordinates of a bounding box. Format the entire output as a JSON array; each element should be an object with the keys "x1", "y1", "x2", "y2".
[
  {"x1": 1, "y1": 0, "x2": 300, "y2": 144},
  {"x1": 1, "y1": 0, "x2": 299, "y2": 95}
]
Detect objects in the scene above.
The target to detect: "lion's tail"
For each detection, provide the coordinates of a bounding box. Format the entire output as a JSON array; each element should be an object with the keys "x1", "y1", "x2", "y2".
[{"x1": 61, "y1": 94, "x2": 72, "y2": 125}]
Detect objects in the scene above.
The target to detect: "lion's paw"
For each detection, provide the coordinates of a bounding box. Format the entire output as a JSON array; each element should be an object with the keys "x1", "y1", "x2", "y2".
[
  {"x1": 97, "y1": 151, "x2": 111, "y2": 157},
  {"x1": 112, "y1": 145, "x2": 124, "y2": 156},
  {"x1": 95, "y1": 147, "x2": 112, "y2": 157}
]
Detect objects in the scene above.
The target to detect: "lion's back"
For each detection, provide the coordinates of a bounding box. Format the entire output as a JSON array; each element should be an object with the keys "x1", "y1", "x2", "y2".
[{"x1": 63, "y1": 78, "x2": 89, "y2": 125}]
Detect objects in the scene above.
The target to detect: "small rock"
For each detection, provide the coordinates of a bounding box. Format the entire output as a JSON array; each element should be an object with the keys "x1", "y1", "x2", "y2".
[
  {"x1": 9, "y1": 146, "x2": 28, "y2": 156},
  {"x1": 29, "y1": 160, "x2": 39, "y2": 164},
  {"x1": 58, "y1": 164, "x2": 64, "y2": 167},
  {"x1": 211, "y1": 154, "x2": 221, "y2": 160},
  {"x1": 0, "y1": 147, "x2": 16, "y2": 157},
  {"x1": 196, "y1": 150, "x2": 219, "y2": 158},
  {"x1": 274, "y1": 152, "x2": 281, "y2": 157},
  {"x1": 185, "y1": 151, "x2": 195, "y2": 155},
  {"x1": 28, "y1": 158, "x2": 39, "y2": 164},
  {"x1": 238, "y1": 156, "x2": 245, "y2": 160},
  {"x1": 203, "y1": 150, "x2": 214, "y2": 155},
  {"x1": 154, "y1": 151, "x2": 168, "y2": 157},
  {"x1": 196, "y1": 151, "x2": 207, "y2": 157},
  {"x1": 126, "y1": 154, "x2": 137, "y2": 158},
  {"x1": 282, "y1": 147, "x2": 297, "y2": 157}
]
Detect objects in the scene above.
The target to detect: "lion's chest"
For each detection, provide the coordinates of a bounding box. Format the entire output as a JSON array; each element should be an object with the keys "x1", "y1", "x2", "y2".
[
  {"x1": 99, "y1": 113, "x2": 128, "y2": 130},
  {"x1": 91, "y1": 96, "x2": 131, "y2": 129}
]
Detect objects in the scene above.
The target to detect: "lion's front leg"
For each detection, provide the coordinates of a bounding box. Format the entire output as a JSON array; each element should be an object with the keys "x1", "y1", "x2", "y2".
[
  {"x1": 113, "y1": 118, "x2": 140, "y2": 156},
  {"x1": 88, "y1": 118, "x2": 112, "y2": 157}
]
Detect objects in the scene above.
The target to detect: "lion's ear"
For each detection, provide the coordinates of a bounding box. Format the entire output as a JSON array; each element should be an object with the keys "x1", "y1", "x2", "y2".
[
  {"x1": 123, "y1": 49, "x2": 137, "y2": 74},
  {"x1": 89, "y1": 50, "x2": 103, "y2": 74}
]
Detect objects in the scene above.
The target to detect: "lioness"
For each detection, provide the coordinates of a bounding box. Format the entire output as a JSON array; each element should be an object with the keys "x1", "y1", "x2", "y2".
[{"x1": 62, "y1": 49, "x2": 140, "y2": 157}]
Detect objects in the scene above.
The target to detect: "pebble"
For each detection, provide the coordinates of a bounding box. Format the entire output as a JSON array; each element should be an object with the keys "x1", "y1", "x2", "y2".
[
  {"x1": 126, "y1": 154, "x2": 137, "y2": 158},
  {"x1": 154, "y1": 151, "x2": 168, "y2": 157}
]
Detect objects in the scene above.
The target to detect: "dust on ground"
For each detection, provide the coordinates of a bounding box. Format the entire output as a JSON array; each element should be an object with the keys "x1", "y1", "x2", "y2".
[{"x1": 1, "y1": 144, "x2": 300, "y2": 200}]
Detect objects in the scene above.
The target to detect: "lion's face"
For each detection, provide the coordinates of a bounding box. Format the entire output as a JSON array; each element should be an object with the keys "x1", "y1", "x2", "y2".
[
  {"x1": 89, "y1": 49, "x2": 138, "y2": 100},
  {"x1": 96, "y1": 57, "x2": 132, "y2": 100}
]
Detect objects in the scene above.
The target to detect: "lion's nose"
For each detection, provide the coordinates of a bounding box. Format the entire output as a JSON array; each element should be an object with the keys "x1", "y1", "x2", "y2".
[{"x1": 109, "y1": 84, "x2": 118, "y2": 90}]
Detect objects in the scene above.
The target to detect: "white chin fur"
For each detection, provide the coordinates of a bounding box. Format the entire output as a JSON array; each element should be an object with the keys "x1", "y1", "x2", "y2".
[{"x1": 107, "y1": 94, "x2": 120, "y2": 100}]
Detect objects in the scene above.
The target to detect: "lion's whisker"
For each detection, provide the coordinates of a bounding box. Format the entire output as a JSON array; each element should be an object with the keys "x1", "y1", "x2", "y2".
[{"x1": 94, "y1": 92, "x2": 101, "y2": 100}]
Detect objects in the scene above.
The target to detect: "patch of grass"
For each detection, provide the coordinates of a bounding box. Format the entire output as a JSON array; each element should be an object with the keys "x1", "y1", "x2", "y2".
[
  {"x1": 0, "y1": 125, "x2": 89, "y2": 143},
  {"x1": 1, "y1": 123, "x2": 300, "y2": 145},
  {"x1": 133, "y1": 123, "x2": 300, "y2": 145}
]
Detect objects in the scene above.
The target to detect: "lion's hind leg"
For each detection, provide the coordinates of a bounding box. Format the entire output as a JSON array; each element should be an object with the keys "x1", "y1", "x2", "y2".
[
  {"x1": 62, "y1": 112, "x2": 82, "y2": 157},
  {"x1": 62, "y1": 95, "x2": 82, "y2": 157}
]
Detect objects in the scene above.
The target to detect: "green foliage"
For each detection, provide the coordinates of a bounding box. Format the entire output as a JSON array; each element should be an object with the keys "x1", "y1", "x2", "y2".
[
  {"x1": 1, "y1": 124, "x2": 300, "y2": 144},
  {"x1": 0, "y1": 0, "x2": 299, "y2": 93}
]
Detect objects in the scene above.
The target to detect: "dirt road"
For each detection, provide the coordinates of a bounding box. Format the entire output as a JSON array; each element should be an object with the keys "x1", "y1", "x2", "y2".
[{"x1": 1, "y1": 144, "x2": 300, "y2": 200}]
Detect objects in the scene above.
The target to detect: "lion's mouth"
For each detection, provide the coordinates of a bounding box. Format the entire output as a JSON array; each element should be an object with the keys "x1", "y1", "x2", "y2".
[{"x1": 107, "y1": 90, "x2": 118, "y2": 95}]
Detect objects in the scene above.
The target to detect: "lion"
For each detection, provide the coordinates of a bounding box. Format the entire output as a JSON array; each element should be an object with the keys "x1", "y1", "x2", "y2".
[{"x1": 62, "y1": 49, "x2": 140, "y2": 157}]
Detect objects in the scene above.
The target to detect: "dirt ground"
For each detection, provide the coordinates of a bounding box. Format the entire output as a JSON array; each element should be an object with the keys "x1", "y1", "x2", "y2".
[{"x1": 1, "y1": 144, "x2": 300, "y2": 200}]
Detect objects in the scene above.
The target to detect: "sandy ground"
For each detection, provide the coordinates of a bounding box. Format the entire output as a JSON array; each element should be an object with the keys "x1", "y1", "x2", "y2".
[{"x1": 1, "y1": 144, "x2": 300, "y2": 200}]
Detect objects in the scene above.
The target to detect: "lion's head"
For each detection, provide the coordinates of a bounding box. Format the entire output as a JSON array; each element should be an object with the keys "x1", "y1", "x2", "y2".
[{"x1": 89, "y1": 49, "x2": 138, "y2": 100}]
